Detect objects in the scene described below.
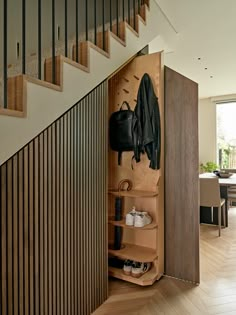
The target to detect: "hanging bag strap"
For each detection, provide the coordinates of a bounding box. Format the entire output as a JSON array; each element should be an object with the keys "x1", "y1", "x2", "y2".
[{"x1": 119, "y1": 101, "x2": 131, "y2": 111}]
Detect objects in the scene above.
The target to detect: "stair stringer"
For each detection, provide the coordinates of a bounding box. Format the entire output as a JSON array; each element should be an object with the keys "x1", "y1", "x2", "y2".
[{"x1": 0, "y1": 0, "x2": 161, "y2": 165}]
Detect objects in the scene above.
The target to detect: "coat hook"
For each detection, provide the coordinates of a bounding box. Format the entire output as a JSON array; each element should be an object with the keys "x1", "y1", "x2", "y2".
[
  {"x1": 134, "y1": 75, "x2": 140, "y2": 80},
  {"x1": 123, "y1": 88, "x2": 129, "y2": 94}
]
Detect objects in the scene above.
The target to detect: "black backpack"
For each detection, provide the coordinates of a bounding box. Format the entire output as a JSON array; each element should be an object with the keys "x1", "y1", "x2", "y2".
[{"x1": 109, "y1": 101, "x2": 134, "y2": 165}]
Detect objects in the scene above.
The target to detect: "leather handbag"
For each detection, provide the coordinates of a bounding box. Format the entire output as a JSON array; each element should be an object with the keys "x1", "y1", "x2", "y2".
[{"x1": 109, "y1": 101, "x2": 134, "y2": 165}]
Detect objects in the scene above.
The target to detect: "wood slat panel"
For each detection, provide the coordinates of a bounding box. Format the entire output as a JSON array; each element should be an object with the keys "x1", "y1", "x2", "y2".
[
  {"x1": 34, "y1": 138, "x2": 39, "y2": 315},
  {"x1": 55, "y1": 121, "x2": 60, "y2": 315},
  {"x1": 7, "y1": 159, "x2": 13, "y2": 315},
  {"x1": 13, "y1": 155, "x2": 18, "y2": 315},
  {"x1": 43, "y1": 130, "x2": 48, "y2": 315},
  {"x1": 59, "y1": 118, "x2": 64, "y2": 315},
  {"x1": 63, "y1": 115, "x2": 68, "y2": 314},
  {"x1": 18, "y1": 150, "x2": 24, "y2": 315},
  {"x1": 164, "y1": 66, "x2": 199, "y2": 283},
  {"x1": 47, "y1": 127, "x2": 52, "y2": 315},
  {"x1": 29, "y1": 142, "x2": 34, "y2": 315},
  {"x1": 1, "y1": 164, "x2": 7, "y2": 315},
  {"x1": 51, "y1": 124, "x2": 56, "y2": 314},
  {"x1": 24, "y1": 147, "x2": 29, "y2": 315},
  {"x1": 39, "y1": 133, "x2": 44, "y2": 315},
  {"x1": 0, "y1": 82, "x2": 108, "y2": 315}
]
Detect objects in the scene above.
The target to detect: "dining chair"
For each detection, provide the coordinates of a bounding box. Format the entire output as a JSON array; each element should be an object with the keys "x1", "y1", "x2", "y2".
[
  {"x1": 227, "y1": 187, "x2": 236, "y2": 207},
  {"x1": 220, "y1": 169, "x2": 236, "y2": 207},
  {"x1": 200, "y1": 177, "x2": 226, "y2": 236}
]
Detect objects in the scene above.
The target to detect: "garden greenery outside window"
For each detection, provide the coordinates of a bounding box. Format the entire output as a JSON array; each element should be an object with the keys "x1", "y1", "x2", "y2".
[{"x1": 217, "y1": 101, "x2": 236, "y2": 169}]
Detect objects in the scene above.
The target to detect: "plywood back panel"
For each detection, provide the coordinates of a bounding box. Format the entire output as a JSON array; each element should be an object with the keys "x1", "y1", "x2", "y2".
[
  {"x1": 108, "y1": 52, "x2": 164, "y2": 274},
  {"x1": 0, "y1": 82, "x2": 108, "y2": 315},
  {"x1": 164, "y1": 66, "x2": 199, "y2": 283}
]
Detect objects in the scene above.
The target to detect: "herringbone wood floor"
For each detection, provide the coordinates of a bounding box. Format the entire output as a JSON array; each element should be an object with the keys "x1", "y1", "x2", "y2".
[{"x1": 93, "y1": 208, "x2": 236, "y2": 315}]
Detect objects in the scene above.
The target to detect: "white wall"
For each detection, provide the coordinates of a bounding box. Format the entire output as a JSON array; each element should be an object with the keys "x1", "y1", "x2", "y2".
[{"x1": 199, "y1": 98, "x2": 217, "y2": 164}]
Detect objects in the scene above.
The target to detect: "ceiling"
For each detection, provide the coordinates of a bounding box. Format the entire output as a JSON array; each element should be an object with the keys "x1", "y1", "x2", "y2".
[{"x1": 149, "y1": 0, "x2": 236, "y2": 99}]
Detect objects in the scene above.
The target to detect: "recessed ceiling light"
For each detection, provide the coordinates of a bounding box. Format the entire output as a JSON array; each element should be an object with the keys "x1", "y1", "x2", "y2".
[
  {"x1": 198, "y1": 57, "x2": 201, "y2": 60},
  {"x1": 210, "y1": 76, "x2": 213, "y2": 78},
  {"x1": 205, "y1": 67, "x2": 208, "y2": 70}
]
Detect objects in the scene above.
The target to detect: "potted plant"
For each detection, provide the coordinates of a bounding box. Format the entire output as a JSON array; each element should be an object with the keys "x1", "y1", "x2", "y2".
[{"x1": 200, "y1": 161, "x2": 219, "y2": 173}]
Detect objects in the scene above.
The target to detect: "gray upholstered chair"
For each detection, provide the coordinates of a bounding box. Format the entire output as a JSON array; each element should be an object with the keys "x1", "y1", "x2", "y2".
[
  {"x1": 220, "y1": 169, "x2": 236, "y2": 207},
  {"x1": 200, "y1": 177, "x2": 226, "y2": 236}
]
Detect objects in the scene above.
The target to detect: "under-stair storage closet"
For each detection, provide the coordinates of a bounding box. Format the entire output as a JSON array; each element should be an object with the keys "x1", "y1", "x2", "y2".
[{"x1": 108, "y1": 52, "x2": 164, "y2": 286}]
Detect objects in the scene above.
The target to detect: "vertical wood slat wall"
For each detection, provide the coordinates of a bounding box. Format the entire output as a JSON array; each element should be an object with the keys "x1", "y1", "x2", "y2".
[{"x1": 0, "y1": 82, "x2": 108, "y2": 315}]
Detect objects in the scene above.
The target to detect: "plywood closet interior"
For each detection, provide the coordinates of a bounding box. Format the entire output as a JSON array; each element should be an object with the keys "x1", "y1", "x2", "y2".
[{"x1": 107, "y1": 52, "x2": 164, "y2": 286}]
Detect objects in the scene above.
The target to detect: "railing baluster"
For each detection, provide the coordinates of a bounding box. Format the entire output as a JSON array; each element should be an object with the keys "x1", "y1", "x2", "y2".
[
  {"x1": 52, "y1": 0, "x2": 56, "y2": 84},
  {"x1": 65, "y1": 0, "x2": 68, "y2": 57},
  {"x1": 3, "y1": 0, "x2": 7, "y2": 108},
  {"x1": 122, "y1": 0, "x2": 125, "y2": 22},
  {"x1": 38, "y1": 0, "x2": 42, "y2": 79},
  {"x1": 116, "y1": 0, "x2": 119, "y2": 36},
  {"x1": 102, "y1": 0, "x2": 105, "y2": 50},
  {"x1": 22, "y1": 0, "x2": 26, "y2": 75},
  {"x1": 75, "y1": 0, "x2": 79, "y2": 62},
  {"x1": 138, "y1": 0, "x2": 141, "y2": 14},
  {"x1": 133, "y1": 0, "x2": 136, "y2": 30},
  {"x1": 110, "y1": 0, "x2": 112, "y2": 31},
  {"x1": 85, "y1": 0, "x2": 88, "y2": 41},
  {"x1": 94, "y1": 0, "x2": 97, "y2": 45},
  {"x1": 128, "y1": 0, "x2": 131, "y2": 25}
]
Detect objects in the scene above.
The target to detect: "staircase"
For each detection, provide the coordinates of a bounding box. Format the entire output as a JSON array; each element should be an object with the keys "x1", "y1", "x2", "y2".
[{"x1": 0, "y1": 0, "x2": 160, "y2": 165}]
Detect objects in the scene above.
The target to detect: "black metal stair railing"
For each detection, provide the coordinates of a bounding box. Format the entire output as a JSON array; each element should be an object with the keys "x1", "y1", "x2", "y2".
[
  {"x1": 1, "y1": 0, "x2": 146, "y2": 109},
  {"x1": 3, "y1": 0, "x2": 7, "y2": 109}
]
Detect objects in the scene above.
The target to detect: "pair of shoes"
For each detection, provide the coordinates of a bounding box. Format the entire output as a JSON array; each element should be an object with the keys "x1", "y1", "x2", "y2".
[
  {"x1": 125, "y1": 207, "x2": 152, "y2": 227},
  {"x1": 123, "y1": 260, "x2": 151, "y2": 278}
]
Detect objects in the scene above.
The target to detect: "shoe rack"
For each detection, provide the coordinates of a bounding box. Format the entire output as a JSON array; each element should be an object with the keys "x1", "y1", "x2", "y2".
[{"x1": 108, "y1": 51, "x2": 164, "y2": 286}]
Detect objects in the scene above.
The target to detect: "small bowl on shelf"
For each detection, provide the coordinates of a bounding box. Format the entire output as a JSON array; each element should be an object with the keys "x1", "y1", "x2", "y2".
[{"x1": 213, "y1": 170, "x2": 233, "y2": 178}]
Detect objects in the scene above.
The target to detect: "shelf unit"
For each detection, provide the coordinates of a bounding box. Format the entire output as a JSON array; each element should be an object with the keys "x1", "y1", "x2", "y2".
[
  {"x1": 108, "y1": 243, "x2": 157, "y2": 262},
  {"x1": 109, "y1": 189, "x2": 158, "y2": 198},
  {"x1": 108, "y1": 266, "x2": 162, "y2": 286},
  {"x1": 108, "y1": 51, "x2": 164, "y2": 286},
  {"x1": 108, "y1": 219, "x2": 158, "y2": 230}
]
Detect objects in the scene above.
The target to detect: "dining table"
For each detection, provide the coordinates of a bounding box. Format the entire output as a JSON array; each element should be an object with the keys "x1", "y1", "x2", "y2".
[{"x1": 199, "y1": 172, "x2": 236, "y2": 227}]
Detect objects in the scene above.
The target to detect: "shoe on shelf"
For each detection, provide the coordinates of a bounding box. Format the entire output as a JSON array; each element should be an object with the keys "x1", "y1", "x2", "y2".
[
  {"x1": 123, "y1": 259, "x2": 133, "y2": 275},
  {"x1": 134, "y1": 211, "x2": 152, "y2": 228},
  {"x1": 131, "y1": 261, "x2": 151, "y2": 278},
  {"x1": 125, "y1": 206, "x2": 137, "y2": 226}
]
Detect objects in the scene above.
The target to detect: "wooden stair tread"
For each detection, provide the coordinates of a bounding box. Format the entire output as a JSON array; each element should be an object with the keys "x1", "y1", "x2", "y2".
[{"x1": 0, "y1": 108, "x2": 25, "y2": 118}]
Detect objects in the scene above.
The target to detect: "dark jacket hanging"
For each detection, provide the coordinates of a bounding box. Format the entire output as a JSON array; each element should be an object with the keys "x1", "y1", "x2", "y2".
[{"x1": 132, "y1": 73, "x2": 161, "y2": 170}]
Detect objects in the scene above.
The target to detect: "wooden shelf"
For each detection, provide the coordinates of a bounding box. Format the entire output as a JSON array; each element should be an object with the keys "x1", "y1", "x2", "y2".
[
  {"x1": 109, "y1": 219, "x2": 157, "y2": 230},
  {"x1": 108, "y1": 189, "x2": 158, "y2": 198},
  {"x1": 108, "y1": 266, "x2": 162, "y2": 286},
  {"x1": 108, "y1": 243, "x2": 157, "y2": 262}
]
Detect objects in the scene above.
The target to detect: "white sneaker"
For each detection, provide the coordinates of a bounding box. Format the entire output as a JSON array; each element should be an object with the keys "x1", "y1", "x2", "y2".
[
  {"x1": 123, "y1": 259, "x2": 133, "y2": 275},
  {"x1": 125, "y1": 206, "x2": 137, "y2": 226},
  {"x1": 134, "y1": 211, "x2": 152, "y2": 228},
  {"x1": 131, "y1": 261, "x2": 151, "y2": 278}
]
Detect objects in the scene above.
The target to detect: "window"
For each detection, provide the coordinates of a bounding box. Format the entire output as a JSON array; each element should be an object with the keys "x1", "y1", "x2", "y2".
[{"x1": 217, "y1": 102, "x2": 236, "y2": 169}]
